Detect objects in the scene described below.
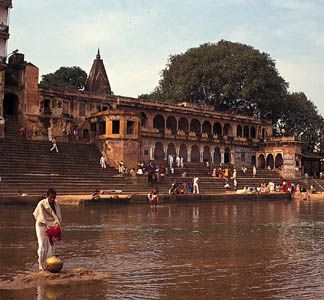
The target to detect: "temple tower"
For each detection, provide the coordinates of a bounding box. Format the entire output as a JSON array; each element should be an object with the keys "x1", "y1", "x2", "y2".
[{"x1": 85, "y1": 49, "x2": 112, "y2": 94}]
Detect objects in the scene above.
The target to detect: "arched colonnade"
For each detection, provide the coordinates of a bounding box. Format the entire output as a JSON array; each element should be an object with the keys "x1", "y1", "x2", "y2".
[
  {"x1": 140, "y1": 112, "x2": 264, "y2": 139},
  {"x1": 151, "y1": 141, "x2": 234, "y2": 164}
]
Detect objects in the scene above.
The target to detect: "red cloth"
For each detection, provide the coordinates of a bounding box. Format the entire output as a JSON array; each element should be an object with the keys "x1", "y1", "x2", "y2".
[{"x1": 46, "y1": 224, "x2": 61, "y2": 245}]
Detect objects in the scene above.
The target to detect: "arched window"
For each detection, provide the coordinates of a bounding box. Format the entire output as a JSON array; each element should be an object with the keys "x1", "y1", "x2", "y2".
[
  {"x1": 213, "y1": 122, "x2": 222, "y2": 136},
  {"x1": 153, "y1": 114, "x2": 165, "y2": 133},
  {"x1": 140, "y1": 112, "x2": 148, "y2": 128},
  {"x1": 190, "y1": 119, "x2": 201, "y2": 135},
  {"x1": 223, "y1": 124, "x2": 232, "y2": 137},
  {"x1": 243, "y1": 126, "x2": 249, "y2": 138},
  {"x1": 237, "y1": 125, "x2": 242, "y2": 137},
  {"x1": 250, "y1": 127, "x2": 256, "y2": 138},
  {"x1": 166, "y1": 116, "x2": 177, "y2": 134},
  {"x1": 202, "y1": 121, "x2": 212, "y2": 136},
  {"x1": 178, "y1": 118, "x2": 189, "y2": 133}
]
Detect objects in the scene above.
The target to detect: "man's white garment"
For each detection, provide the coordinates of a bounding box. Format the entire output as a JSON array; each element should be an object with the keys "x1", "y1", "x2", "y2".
[
  {"x1": 193, "y1": 177, "x2": 199, "y2": 194},
  {"x1": 33, "y1": 198, "x2": 62, "y2": 271},
  {"x1": 180, "y1": 157, "x2": 184, "y2": 168},
  {"x1": 100, "y1": 156, "x2": 106, "y2": 169},
  {"x1": 176, "y1": 156, "x2": 180, "y2": 167}
]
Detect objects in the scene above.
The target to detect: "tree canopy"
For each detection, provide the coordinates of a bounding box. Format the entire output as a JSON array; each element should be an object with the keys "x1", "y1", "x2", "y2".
[
  {"x1": 141, "y1": 40, "x2": 324, "y2": 152},
  {"x1": 276, "y1": 92, "x2": 324, "y2": 152},
  {"x1": 147, "y1": 40, "x2": 288, "y2": 123},
  {"x1": 40, "y1": 66, "x2": 87, "y2": 90}
]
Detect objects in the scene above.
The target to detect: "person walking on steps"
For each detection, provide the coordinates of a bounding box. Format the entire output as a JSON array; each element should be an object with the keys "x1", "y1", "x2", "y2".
[{"x1": 50, "y1": 138, "x2": 59, "y2": 153}]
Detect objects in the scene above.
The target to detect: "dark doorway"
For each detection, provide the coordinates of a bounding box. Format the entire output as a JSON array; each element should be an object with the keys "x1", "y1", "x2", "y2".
[{"x1": 3, "y1": 93, "x2": 19, "y2": 116}]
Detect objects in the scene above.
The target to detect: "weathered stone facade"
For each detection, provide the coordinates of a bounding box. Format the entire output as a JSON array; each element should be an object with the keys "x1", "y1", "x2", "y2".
[{"x1": 0, "y1": 51, "x2": 305, "y2": 177}]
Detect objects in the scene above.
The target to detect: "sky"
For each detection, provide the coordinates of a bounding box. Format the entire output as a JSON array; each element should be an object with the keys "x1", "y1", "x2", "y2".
[{"x1": 8, "y1": 0, "x2": 324, "y2": 115}]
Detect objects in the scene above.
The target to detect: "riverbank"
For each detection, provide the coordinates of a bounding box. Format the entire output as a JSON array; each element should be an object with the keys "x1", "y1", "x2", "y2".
[{"x1": 0, "y1": 191, "x2": 295, "y2": 205}]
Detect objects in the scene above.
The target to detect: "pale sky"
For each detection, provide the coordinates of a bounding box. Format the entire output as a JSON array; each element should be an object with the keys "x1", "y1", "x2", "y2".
[{"x1": 9, "y1": 0, "x2": 324, "y2": 115}]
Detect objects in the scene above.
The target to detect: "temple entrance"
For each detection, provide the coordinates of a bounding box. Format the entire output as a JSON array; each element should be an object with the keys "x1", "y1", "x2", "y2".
[
  {"x1": 203, "y1": 146, "x2": 211, "y2": 162},
  {"x1": 214, "y1": 147, "x2": 221, "y2": 166},
  {"x1": 258, "y1": 154, "x2": 265, "y2": 168},
  {"x1": 224, "y1": 147, "x2": 231, "y2": 164},
  {"x1": 191, "y1": 145, "x2": 200, "y2": 162},
  {"x1": 167, "y1": 143, "x2": 176, "y2": 157},
  {"x1": 275, "y1": 153, "x2": 283, "y2": 169},
  {"x1": 154, "y1": 142, "x2": 164, "y2": 161},
  {"x1": 3, "y1": 93, "x2": 19, "y2": 116},
  {"x1": 266, "y1": 154, "x2": 274, "y2": 169},
  {"x1": 179, "y1": 144, "x2": 188, "y2": 162}
]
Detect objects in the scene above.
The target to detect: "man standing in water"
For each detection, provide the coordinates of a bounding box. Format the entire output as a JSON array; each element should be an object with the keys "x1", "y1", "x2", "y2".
[{"x1": 33, "y1": 188, "x2": 62, "y2": 271}]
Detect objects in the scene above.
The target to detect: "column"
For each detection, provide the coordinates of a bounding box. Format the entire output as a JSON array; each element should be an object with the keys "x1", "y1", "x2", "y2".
[
  {"x1": 150, "y1": 147, "x2": 155, "y2": 160},
  {"x1": 187, "y1": 149, "x2": 191, "y2": 162},
  {"x1": 164, "y1": 146, "x2": 168, "y2": 160},
  {"x1": 221, "y1": 151, "x2": 224, "y2": 164},
  {"x1": 200, "y1": 149, "x2": 204, "y2": 163},
  {"x1": 176, "y1": 147, "x2": 180, "y2": 157}
]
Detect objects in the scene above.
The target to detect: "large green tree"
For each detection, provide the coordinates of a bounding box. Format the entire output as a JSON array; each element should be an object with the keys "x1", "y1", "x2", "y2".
[
  {"x1": 276, "y1": 92, "x2": 324, "y2": 152},
  {"x1": 40, "y1": 66, "x2": 87, "y2": 90},
  {"x1": 146, "y1": 40, "x2": 288, "y2": 123}
]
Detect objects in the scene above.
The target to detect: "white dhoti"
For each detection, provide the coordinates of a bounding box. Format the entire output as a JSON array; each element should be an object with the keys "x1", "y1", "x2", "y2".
[{"x1": 35, "y1": 221, "x2": 56, "y2": 271}]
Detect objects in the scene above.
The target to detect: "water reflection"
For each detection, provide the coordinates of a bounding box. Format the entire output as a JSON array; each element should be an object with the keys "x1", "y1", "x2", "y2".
[{"x1": 0, "y1": 200, "x2": 324, "y2": 299}]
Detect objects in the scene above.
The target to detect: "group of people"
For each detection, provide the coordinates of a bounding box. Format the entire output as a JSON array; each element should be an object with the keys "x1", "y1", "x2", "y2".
[{"x1": 169, "y1": 176, "x2": 200, "y2": 194}]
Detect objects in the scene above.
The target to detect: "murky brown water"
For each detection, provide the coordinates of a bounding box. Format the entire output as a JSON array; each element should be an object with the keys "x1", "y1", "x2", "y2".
[{"x1": 1, "y1": 200, "x2": 324, "y2": 299}]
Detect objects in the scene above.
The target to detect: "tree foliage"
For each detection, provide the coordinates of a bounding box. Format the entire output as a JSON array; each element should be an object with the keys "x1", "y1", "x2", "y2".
[
  {"x1": 146, "y1": 40, "x2": 288, "y2": 123},
  {"x1": 40, "y1": 66, "x2": 87, "y2": 90},
  {"x1": 276, "y1": 92, "x2": 324, "y2": 152}
]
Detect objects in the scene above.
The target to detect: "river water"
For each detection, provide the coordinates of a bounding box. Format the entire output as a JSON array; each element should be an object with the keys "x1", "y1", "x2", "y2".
[{"x1": 1, "y1": 200, "x2": 324, "y2": 299}]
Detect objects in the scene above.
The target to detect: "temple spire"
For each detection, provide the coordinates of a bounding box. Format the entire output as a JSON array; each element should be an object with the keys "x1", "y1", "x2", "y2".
[{"x1": 85, "y1": 50, "x2": 112, "y2": 94}]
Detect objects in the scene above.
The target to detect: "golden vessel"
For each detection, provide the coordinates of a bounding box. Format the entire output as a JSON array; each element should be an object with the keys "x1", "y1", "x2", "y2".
[{"x1": 45, "y1": 255, "x2": 63, "y2": 273}]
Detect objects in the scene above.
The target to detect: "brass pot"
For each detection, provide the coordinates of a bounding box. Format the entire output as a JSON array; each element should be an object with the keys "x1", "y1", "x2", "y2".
[{"x1": 45, "y1": 255, "x2": 63, "y2": 273}]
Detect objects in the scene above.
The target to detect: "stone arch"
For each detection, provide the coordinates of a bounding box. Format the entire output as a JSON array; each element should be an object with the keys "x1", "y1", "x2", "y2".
[
  {"x1": 214, "y1": 147, "x2": 221, "y2": 166},
  {"x1": 258, "y1": 154, "x2": 265, "y2": 168},
  {"x1": 190, "y1": 119, "x2": 201, "y2": 135},
  {"x1": 153, "y1": 114, "x2": 165, "y2": 132},
  {"x1": 154, "y1": 142, "x2": 165, "y2": 160},
  {"x1": 166, "y1": 116, "x2": 177, "y2": 133},
  {"x1": 243, "y1": 126, "x2": 249, "y2": 138},
  {"x1": 179, "y1": 144, "x2": 188, "y2": 162},
  {"x1": 236, "y1": 125, "x2": 242, "y2": 137},
  {"x1": 3, "y1": 93, "x2": 19, "y2": 116},
  {"x1": 202, "y1": 121, "x2": 212, "y2": 136},
  {"x1": 203, "y1": 146, "x2": 211, "y2": 162},
  {"x1": 223, "y1": 123, "x2": 232, "y2": 137},
  {"x1": 140, "y1": 112, "x2": 148, "y2": 128},
  {"x1": 250, "y1": 126, "x2": 256, "y2": 138},
  {"x1": 224, "y1": 147, "x2": 231, "y2": 164},
  {"x1": 266, "y1": 154, "x2": 274, "y2": 169},
  {"x1": 178, "y1": 118, "x2": 189, "y2": 134},
  {"x1": 213, "y1": 122, "x2": 222, "y2": 136},
  {"x1": 275, "y1": 153, "x2": 283, "y2": 169},
  {"x1": 167, "y1": 143, "x2": 176, "y2": 157},
  {"x1": 191, "y1": 145, "x2": 200, "y2": 162}
]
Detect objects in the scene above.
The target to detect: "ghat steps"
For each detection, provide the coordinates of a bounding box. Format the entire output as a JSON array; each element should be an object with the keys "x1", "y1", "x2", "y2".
[{"x1": 1, "y1": 116, "x2": 287, "y2": 198}]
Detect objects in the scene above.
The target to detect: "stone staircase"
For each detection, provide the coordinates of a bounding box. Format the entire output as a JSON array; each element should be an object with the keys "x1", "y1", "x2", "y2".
[
  {"x1": 0, "y1": 116, "x2": 126, "y2": 197},
  {"x1": 0, "y1": 116, "x2": 286, "y2": 199}
]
